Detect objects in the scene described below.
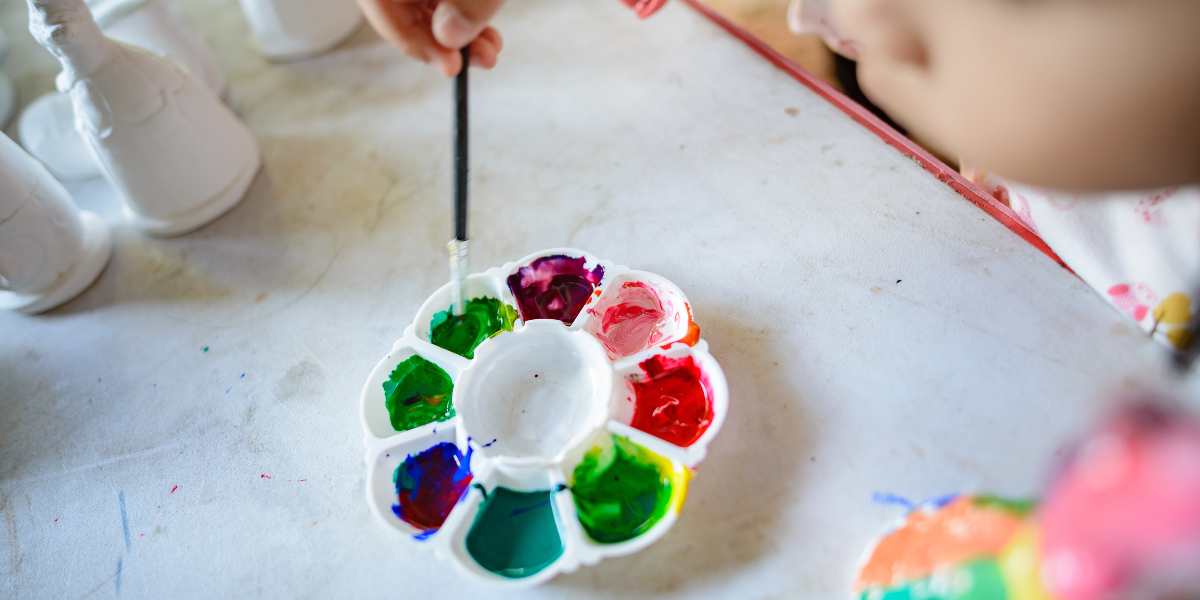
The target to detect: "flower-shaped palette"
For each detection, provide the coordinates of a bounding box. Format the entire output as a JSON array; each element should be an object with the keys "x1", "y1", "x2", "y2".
[{"x1": 359, "y1": 248, "x2": 728, "y2": 586}]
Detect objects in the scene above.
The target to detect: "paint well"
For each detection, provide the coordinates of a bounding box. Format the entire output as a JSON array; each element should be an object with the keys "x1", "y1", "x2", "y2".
[
  {"x1": 392, "y1": 442, "x2": 473, "y2": 536},
  {"x1": 507, "y1": 255, "x2": 603, "y2": 325},
  {"x1": 465, "y1": 487, "x2": 564, "y2": 578},
  {"x1": 628, "y1": 354, "x2": 714, "y2": 447},
  {"x1": 429, "y1": 296, "x2": 518, "y2": 359},
  {"x1": 586, "y1": 281, "x2": 670, "y2": 359},
  {"x1": 570, "y1": 435, "x2": 674, "y2": 543},
  {"x1": 858, "y1": 559, "x2": 1008, "y2": 600},
  {"x1": 383, "y1": 355, "x2": 455, "y2": 432}
]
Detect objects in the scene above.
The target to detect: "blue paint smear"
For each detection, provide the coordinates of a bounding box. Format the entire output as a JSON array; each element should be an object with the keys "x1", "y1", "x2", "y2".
[
  {"x1": 116, "y1": 556, "x2": 123, "y2": 597},
  {"x1": 119, "y1": 491, "x2": 130, "y2": 551},
  {"x1": 871, "y1": 491, "x2": 959, "y2": 511}
]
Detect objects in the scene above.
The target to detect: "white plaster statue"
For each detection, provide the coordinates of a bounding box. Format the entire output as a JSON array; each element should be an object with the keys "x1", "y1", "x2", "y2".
[
  {"x1": 0, "y1": 131, "x2": 112, "y2": 314},
  {"x1": 19, "y1": 0, "x2": 226, "y2": 182},
  {"x1": 28, "y1": 0, "x2": 261, "y2": 237},
  {"x1": 237, "y1": 0, "x2": 362, "y2": 61}
]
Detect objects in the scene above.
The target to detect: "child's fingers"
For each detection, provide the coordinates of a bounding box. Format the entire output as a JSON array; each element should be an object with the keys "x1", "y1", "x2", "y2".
[
  {"x1": 432, "y1": 0, "x2": 507, "y2": 49},
  {"x1": 356, "y1": 0, "x2": 445, "y2": 63},
  {"x1": 468, "y1": 27, "x2": 502, "y2": 69}
]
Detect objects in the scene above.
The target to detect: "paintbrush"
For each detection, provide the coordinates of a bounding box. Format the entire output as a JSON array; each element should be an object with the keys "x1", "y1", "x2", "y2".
[{"x1": 448, "y1": 46, "x2": 470, "y2": 316}]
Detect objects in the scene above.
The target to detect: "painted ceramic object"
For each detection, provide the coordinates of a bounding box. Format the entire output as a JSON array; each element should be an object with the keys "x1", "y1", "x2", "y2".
[
  {"x1": 360, "y1": 248, "x2": 728, "y2": 587},
  {"x1": 853, "y1": 404, "x2": 1200, "y2": 600}
]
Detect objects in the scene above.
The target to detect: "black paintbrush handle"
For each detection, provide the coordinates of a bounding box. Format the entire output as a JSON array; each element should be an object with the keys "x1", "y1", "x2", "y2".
[{"x1": 453, "y1": 46, "x2": 469, "y2": 242}]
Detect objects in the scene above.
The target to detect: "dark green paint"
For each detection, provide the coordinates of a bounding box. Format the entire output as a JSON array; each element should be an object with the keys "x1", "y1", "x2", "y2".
[
  {"x1": 429, "y1": 297, "x2": 518, "y2": 359},
  {"x1": 570, "y1": 435, "x2": 672, "y2": 544},
  {"x1": 465, "y1": 487, "x2": 563, "y2": 578},
  {"x1": 382, "y1": 355, "x2": 455, "y2": 432}
]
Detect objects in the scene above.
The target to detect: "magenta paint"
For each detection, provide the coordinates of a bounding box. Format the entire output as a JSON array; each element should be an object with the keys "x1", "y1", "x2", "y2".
[{"x1": 507, "y1": 255, "x2": 604, "y2": 325}]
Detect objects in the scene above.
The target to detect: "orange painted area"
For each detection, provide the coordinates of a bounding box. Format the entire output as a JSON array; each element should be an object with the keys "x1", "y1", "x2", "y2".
[
  {"x1": 854, "y1": 497, "x2": 1023, "y2": 590},
  {"x1": 678, "y1": 303, "x2": 702, "y2": 346}
]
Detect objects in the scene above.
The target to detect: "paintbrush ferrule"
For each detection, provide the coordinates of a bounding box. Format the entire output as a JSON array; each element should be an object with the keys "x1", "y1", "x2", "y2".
[{"x1": 448, "y1": 238, "x2": 469, "y2": 314}]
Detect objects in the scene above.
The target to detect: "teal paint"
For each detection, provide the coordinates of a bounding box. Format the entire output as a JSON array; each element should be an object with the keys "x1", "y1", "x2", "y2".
[{"x1": 465, "y1": 487, "x2": 564, "y2": 578}]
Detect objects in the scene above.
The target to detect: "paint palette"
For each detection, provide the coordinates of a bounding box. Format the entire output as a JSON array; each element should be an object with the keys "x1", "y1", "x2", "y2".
[{"x1": 359, "y1": 248, "x2": 728, "y2": 587}]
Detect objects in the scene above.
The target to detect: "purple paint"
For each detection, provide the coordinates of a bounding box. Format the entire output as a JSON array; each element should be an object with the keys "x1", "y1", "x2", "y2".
[
  {"x1": 393, "y1": 443, "x2": 474, "y2": 537},
  {"x1": 507, "y1": 255, "x2": 604, "y2": 325}
]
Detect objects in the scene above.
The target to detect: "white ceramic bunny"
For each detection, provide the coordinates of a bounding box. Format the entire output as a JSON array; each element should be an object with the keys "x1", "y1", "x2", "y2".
[
  {"x1": 28, "y1": 0, "x2": 261, "y2": 236},
  {"x1": 0, "y1": 131, "x2": 112, "y2": 314}
]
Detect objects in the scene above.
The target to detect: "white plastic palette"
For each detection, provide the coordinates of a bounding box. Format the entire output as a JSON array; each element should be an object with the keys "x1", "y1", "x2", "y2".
[{"x1": 359, "y1": 248, "x2": 728, "y2": 587}]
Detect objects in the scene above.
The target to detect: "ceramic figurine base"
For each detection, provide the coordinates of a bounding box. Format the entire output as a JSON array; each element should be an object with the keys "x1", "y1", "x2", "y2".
[
  {"x1": 0, "y1": 211, "x2": 112, "y2": 314},
  {"x1": 122, "y1": 154, "x2": 260, "y2": 237},
  {"x1": 237, "y1": 0, "x2": 362, "y2": 62},
  {"x1": 17, "y1": 92, "x2": 103, "y2": 181}
]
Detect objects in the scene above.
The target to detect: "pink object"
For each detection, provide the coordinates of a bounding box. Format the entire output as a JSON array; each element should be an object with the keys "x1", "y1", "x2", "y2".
[
  {"x1": 619, "y1": 0, "x2": 668, "y2": 19},
  {"x1": 1040, "y1": 404, "x2": 1200, "y2": 600}
]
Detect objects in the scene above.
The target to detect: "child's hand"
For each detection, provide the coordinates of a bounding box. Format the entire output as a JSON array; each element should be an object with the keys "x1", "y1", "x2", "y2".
[{"x1": 355, "y1": 0, "x2": 505, "y2": 77}]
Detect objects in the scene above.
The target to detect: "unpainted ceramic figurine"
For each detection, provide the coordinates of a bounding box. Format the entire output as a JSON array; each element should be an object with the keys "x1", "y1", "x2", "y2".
[
  {"x1": 0, "y1": 29, "x2": 15, "y2": 130},
  {"x1": 0, "y1": 132, "x2": 111, "y2": 314},
  {"x1": 237, "y1": 0, "x2": 362, "y2": 61},
  {"x1": 19, "y1": 0, "x2": 227, "y2": 182},
  {"x1": 28, "y1": 0, "x2": 261, "y2": 237}
]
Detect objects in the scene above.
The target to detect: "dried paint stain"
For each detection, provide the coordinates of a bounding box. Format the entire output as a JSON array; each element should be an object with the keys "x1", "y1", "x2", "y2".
[
  {"x1": 570, "y1": 435, "x2": 674, "y2": 543},
  {"x1": 628, "y1": 355, "x2": 713, "y2": 447},
  {"x1": 466, "y1": 487, "x2": 564, "y2": 578},
  {"x1": 586, "y1": 281, "x2": 670, "y2": 359},
  {"x1": 392, "y1": 442, "x2": 473, "y2": 536},
  {"x1": 383, "y1": 355, "x2": 455, "y2": 432},
  {"x1": 429, "y1": 297, "x2": 518, "y2": 359},
  {"x1": 507, "y1": 255, "x2": 603, "y2": 325}
]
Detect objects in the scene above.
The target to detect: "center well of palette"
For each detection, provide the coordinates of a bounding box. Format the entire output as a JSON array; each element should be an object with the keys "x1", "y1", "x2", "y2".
[{"x1": 455, "y1": 321, "x2": 612, "y2": 463}]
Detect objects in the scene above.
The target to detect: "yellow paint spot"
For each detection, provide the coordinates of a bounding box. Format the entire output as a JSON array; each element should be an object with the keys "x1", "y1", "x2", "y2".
[
  {"x1": 1152, "y1": 292, "x2": 1191, "y2": 325},
  {"x1": 998, "y1": 522, "x2": 1055, "y2": 600}
]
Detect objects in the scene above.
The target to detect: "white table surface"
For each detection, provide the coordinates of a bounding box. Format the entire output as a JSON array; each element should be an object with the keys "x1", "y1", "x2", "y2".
[{"x1": 0, "y1": 0, "x2": 1187, "y2": 597}]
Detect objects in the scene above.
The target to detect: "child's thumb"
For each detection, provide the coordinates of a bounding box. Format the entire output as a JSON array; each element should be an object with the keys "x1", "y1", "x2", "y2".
[{"x1": 432, "y1": 0, "x2": 506, "y2": 49}]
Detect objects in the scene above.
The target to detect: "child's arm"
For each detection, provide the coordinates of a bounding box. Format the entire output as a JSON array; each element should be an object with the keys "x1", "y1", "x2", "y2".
[{"x1": 353, "y1": 0, "x2": 506, "y2": 76}]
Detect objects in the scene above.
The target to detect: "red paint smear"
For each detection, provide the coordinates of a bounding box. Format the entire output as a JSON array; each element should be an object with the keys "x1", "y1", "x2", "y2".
[
  {"x1": 260, "y1": 474, "x2": 271, "y2": 479},
  {"x1": 629, "y1": 354, "x2": 713, "y2": 447},
  {"x1": 619, "y1": 0, "x2": 668, "y2": 19},
  {"x1": 170, "y1": 485, "x2": 178, "y2": 494},
  {"x1": 678, "y1": 0, "x2": 1069, "y2": 271}
]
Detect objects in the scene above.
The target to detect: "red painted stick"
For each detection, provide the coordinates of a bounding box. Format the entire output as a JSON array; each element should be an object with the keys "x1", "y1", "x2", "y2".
[{"x1": 677, "y1": 0, "x2": 1069, "y2": 270}]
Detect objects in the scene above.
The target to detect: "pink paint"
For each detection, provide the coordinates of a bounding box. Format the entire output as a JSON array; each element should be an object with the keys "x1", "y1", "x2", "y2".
[
  {"x1": 1040, "y1": 403, "x2": 1200, "y2": 600},
  {"x1": 170, "y1": 485, "x2": 178, "y2": 494},
  {"x1": 587, "y1": 281, "x2": 670, "y2": 359},
  {"x1": 260, "y1": 474, "x2": 271, "y2": 479}
]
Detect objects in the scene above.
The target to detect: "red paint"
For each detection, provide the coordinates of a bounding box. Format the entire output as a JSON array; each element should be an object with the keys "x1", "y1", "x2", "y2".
[
  {"x1": 170, "y1": 485, "x2": 178, "y2": 493},
  {"x1": 629, "y1": 354, "x2": 713, "y2": 447},
  {"x1": 678, "y1": 0, "x2": 1069, "y2": 271},
  {"x1": 260, "y1": 474, "x2": 271, "y2": 479},
  {"x1": 619, "y1": 0, "x2": 668, "y2": 19}
]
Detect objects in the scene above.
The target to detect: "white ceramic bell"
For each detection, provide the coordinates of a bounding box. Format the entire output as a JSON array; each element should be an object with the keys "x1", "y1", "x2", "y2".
[
  {"x1": 18, "y1": 0, "x2": 226, "y2": 182},
  {"x1": 29, "y1": 0, "x2": 261, "y2": 237},
  {"x1": 88, "y1": 0, "x2": 225, "y2": 95},
  {"x1": 0, "y1": 131, "x2": 112, "y2": 315},
  {"x1": 236, "y1": 0, "x2": 362, "y2": 61}
]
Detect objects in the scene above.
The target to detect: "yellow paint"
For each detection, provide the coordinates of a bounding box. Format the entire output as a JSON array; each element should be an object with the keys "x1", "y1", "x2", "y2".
[
  {"x1": 640, "y1": 447, "x2": 691, "y2": 514},
  {"x1": 998, "y1": 522, "x2": 1056, "y2": 600},
  {"x1": 1152, "y1": 292, "x2": 1192, "y2": 325}
]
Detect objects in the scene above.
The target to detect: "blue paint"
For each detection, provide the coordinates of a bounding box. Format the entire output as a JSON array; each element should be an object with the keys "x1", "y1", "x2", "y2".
[
  {"x1": 391, "y1": 443, "x2": 474, "y2": 535},
  {"x1": 482, "y1": 439, "x2": 497, "y2": 448},
  {"x1": 116, "y1": 556, "x2": 123, "y2": 597},
  {"x1": 871, "y1": 492, "x2": 958, "y2": 510},
  {"x1": 119, "y1": 491, "x2": 130, "y2": 551}
]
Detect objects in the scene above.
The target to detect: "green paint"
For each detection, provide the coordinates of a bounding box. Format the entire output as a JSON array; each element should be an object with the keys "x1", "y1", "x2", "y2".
[
  {"x1": 382, "y1": 355, "x2": 455, "y2": 432},
  {"x1": 466, "y1": 487, "x2": 563, "y2": 578},
  {"x1": 972, "y1": 496, "x2": 1036, "y2": 517},
  {"x1": 429, "y1": 297, "x2": 518, "y2": 359},
  {"x1": 859, "y1": 560, "x2": 1007, "y2": 600},
  {"x1": 570, "y1": 435, "x2": 672, "y2": 544},
  {"x1": 202, "y1": 346, "x2": 209, "y2": 352}
]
